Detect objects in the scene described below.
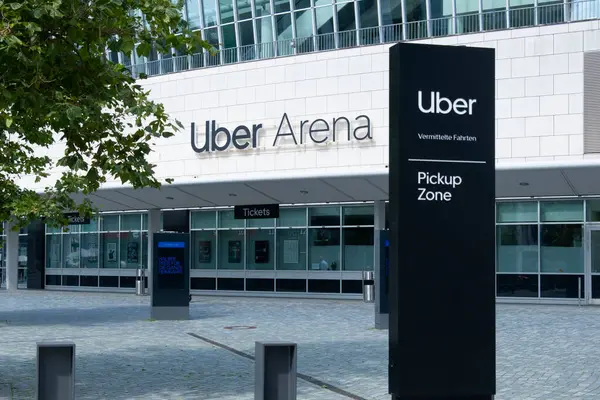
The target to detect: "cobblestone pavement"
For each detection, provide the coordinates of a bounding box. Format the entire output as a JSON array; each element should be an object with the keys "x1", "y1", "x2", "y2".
[{"x1": 1, "y1": 291, "x2": 600, "y2": 400}]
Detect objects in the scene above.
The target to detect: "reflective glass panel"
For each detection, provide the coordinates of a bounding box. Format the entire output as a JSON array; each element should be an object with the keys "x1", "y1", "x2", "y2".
[
  {"x1": 203, "y1": 0, "x2": 218, "y2": 27},
  {"x1": 277, "y1": 228, "x2": 307, "y2": 270},
  {"x1": 497, "y1": 202, "x2": 538, "y2": 223},
  {"x1": 309, "y1": 228, "x2": 340, "y2": 271},
  {"x1": 496, "y1": 225, "x2": 538, "y2": 273},
  {"x1": 309, "y1": 206, "x2": 339, "y2": 226},
  {"x1": 219, "y1": 0, "x2": 234, "y2": 23},
  {"x1": 343, "y1": 228, "x2": 373, "y2": 271},
  {"x1": 186, "y1": 0, "x2": 202, "y2": 29},
  {"x1": 100, "y1": 232, "x2": 120, "y2": 268},
  {"x1": 540, "y1": 224, "x2": 583, "y2": 273},
  {"x1": 63, "y1": 233, "x2": 80, "y2": 268},
  {"x1": 540, "y1": 201, "x2": 584, "y2": 222},
  {"x1": 81, "y1": 233, "x2": 99, "y2": 268},
  {"x1": 120, "y1": 232, "x2": 141, "y2": 268},
  {"x1": 246, "y1": 229, "x2": 275, "y2": 270},
  {"x1": 192, "y1": 211, "x2": 217, "y2": 229},
  {"x1": 237, "y1": 0, "x2": 252, "y2": 19},
  {"x1": 46, "y1": 235, "x2": 61, "y2": 269},
  {"x1": 219, "y1": 210, "x2": 244, "y2": 228},
  {"x1": 274, "y1": 0, "x2": 291, "y2": 13},
  {"x1": 218, "y1": 230, "x2": 245, "y2": 269},
  {"x1": 192, "y1": 230, "x2": 217, "y2": 269},
  {"x1": 278, "y1": 208, "x2": 306, "y2": 227}
]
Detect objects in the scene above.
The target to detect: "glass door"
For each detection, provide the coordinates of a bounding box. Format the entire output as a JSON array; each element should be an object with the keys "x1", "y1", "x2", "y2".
[{"x1": 586, "y1": 227, "x2": 600, "y2": 304}]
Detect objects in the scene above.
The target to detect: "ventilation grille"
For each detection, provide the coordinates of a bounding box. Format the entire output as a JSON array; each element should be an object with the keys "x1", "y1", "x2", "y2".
[{"x1": 584, "y1": 50, "x2": 600, "y2": 154}]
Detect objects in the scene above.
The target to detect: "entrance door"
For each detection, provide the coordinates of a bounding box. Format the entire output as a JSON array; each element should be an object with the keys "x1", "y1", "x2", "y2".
[{"x1": 586, "y1": 227, "x2": 600, "y2": 304}]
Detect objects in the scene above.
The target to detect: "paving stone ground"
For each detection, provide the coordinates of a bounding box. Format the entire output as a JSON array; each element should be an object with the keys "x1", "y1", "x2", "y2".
[{"x1": 1, "y1": 291, "x2": 600, "y2": 400}]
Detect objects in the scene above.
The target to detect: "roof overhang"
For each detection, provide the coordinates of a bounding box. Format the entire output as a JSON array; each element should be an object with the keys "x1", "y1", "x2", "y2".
[{"x1": 72, "y1": 160, "x2": 600, "y2": 212}]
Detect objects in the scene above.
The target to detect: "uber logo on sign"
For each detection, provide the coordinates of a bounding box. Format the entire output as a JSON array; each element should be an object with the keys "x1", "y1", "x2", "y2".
[
  {"x1": 417, "y1": 90, "x2": 477, "y2": 115},
  {"x1": 234, "y1": 204, "x2": 280, "y2": 219}
]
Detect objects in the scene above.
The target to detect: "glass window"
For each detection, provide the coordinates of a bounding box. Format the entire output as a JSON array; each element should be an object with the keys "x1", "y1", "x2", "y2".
[
  {"x1": 18, "y1": 236, "x2": 27, "y2": 269},
  {"x1": 496, "y1": 274, "x2": 538, "y2": 297},
  {"x1": 186, "y1": 0, "x2": 202, "y2": 29},
  {"x1": 120, "y1": 232, "x2": 141, "y2": 268},
  {"x1": 82, "y1": 217, "x2": 99, "y2": 233},
  {"x1": 100, "y1": 232, "x2": 120, "y2": 268},
  {"x1": 218, "y1": 230, "x2": 245, "y2": 269},
  {"x1": 219, "y1": 210, "x2": 244, "y2": 228},
  {"x1": 497, "y1": 202, "x2": 538, "y2": 223},
  {"x1": 343, "y1": 206, "x2": 374, "y2": 225},
  {"x1": 46, "y1": 235, "x2": 61, "y2": 269},
  {"x1": 204, "y1": 27, "x2": 220, "y2": 47},
  {"x1": 248, "y1": 217, "x2": 275, "y2": 228},
  {"x1": 192, "y1": 211, "x2": 216, "y2": 229},
  {"x1": 541, "y1": 275, "x2": 584, "y2": 298},
  {"x1": 101, "y1": 215, "x2": 120, "y2": 231},
  {"x1": 430, "y1": 0, "x2": 454, "y2": 35},
  {"x1": 255, "y1": 0, "x2": 271, "y2": 17},
  {"x1": 81, "y1": 233, "x2": 99, "y2": 268},
  {"x1": 310, "y1": 207, "x2": 340, "y2": 226},
  {"x1": 239, "y1": 20, "x2": 255, "y2": 46},
  {"x1": 294, "y1": 9, "x2": 313, "y2": 38},
  {"x1": 359, "y1": 0, "x2": 379, "y2": 27},
  {"x1": 63, "y1": 233, "x2": 80, "y2": 268},
  {"x1": 275, "y1": 13, "x2": 293, "y2": 40},
  {"x1": 203, "y1": 0, "x2": 218, "y2": 27},
  {"x1": 405, "y1": 0, "x2": 427, "y2": 21},
  {"x1": 192, "y1": 230, "x2": 217, "y2": 269},
  {"x1": 296, "y1": 0, "x2": 310, "y2": 8},
  {"x1": 379, "y1": 0, "x2": 402, "y2": 25},
  {"x1": 222, "y1": 23, "x2": 237, "y2": 48},
  {"x1": 337, "y1": 2, "x2": 356, "y2": 31},
  {"x1": 121, "y1": 213, "x2": 141, "y2": 231},
  {"x1": 274, "y1": 0, "x2": 290, "y2": 13},
  {"x1": 277, "y1": 228, "x2": 307, "y2": 270},
  {"x1": 237, "y1": 0, "x2": 252, "y2": 19},
  {"x1": 246, "y1": 229, "x2": 275, "y2": 270},
  {"x1": 256, "y1": 17, "x2": 274, "y2": 55},
  {"x1": 540, "y1": 201, "x2": 584, "y2": 222},
  {"x1": 586, "y1": 200, "x2": 600, "y2": 221},
  {"x1": 309, "y1": 228, "x2": 340, "y2": 271},
  {"x1": 278, "y1": 208, "x2": 306, "y2": 227},
  {"x1": 315, "y1": 5, "x2": 334, "y2": 49},
  {"x1": 142, "y1": 214, "x2": 148, "y2": 231},
  {"x1": 343, "y1": 228, "x2": 373, "y2": 271},
  {"x1": 219, "y1": 0, "x2": 234, "y2": 23},
  {"x1": 496, "y1": 225, "x2": 538, "y2": 273},
  {"x1": 540, "y1": 224, "x2": 583, "y2": 273}
]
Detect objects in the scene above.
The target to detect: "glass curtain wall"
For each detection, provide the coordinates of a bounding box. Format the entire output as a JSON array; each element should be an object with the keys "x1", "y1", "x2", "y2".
[
  {"x1": 190, "y1": 205, "x2": 375, "y2": 294},
  {"x1": 45, "y1": 213, "x2": 149, "y2": 289},
  {"x1": 124, "y1": 0, "x2": 591, "y2": 73},
  {"x1": 496, "y1": 200, "x2": 586, "y2": 299}
]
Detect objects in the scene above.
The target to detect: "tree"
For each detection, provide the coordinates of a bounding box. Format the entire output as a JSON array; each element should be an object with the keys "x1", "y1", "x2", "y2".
[{"x1": 0, "y1": 0, "x2": 211, "y2": 228}]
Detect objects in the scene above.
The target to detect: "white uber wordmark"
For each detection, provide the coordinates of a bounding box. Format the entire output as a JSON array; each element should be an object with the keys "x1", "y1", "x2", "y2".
[
  {"x1": 417, "y1": 171, "x2": 463, "y2": 202},
  {"x1": 417, "y1": 91, "x2": 477, "y2": 116}
]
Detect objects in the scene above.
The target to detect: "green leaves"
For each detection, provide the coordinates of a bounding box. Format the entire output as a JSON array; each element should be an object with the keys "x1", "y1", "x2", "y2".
[{"x1": 0, "y1": 0, "x2": 205, "y2": 228}]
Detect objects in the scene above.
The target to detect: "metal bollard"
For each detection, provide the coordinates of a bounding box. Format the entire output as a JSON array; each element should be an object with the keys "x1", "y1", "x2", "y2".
[
  {"x1": 363, "y1": 270, "x2": 375, "y2": 303},
  {"x1": 136, "y1": 268, "x2": 145, "y2": 296},
  {"x1": 36, "y1": 342, "x2": 75, "y2": 400},
  {"x1": 255, "y1": 342, "x2": 297, "y2": 400}
]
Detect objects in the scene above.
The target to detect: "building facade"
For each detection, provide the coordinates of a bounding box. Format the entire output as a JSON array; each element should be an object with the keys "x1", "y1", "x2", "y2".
[{"x1": 3, "y1": 0, "x2": 600, "y2": 304}]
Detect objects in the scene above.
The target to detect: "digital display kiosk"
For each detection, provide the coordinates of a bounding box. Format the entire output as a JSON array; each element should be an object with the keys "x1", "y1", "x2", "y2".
[{"x1": 151, "y1": 233, "x2": 190, "y2": 320}]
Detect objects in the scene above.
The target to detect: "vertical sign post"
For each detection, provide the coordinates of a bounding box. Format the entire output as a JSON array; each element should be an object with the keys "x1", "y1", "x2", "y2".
[{"x1": 388, "y1": 42, "x2": 496, "y2": 399}]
